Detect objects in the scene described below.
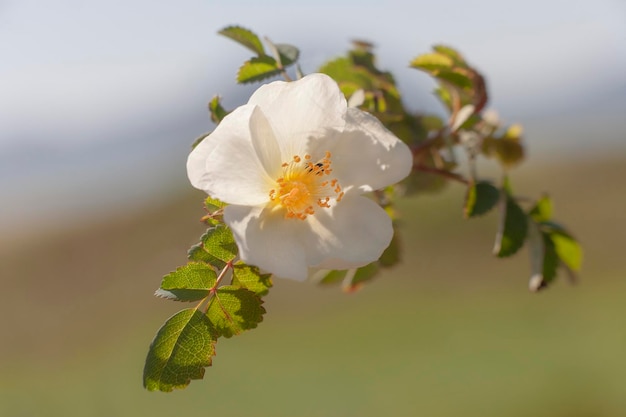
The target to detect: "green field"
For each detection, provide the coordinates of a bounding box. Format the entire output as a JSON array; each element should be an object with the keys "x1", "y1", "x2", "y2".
[{"x1": 2, "y1": 154, "x2": 625, "y2": 416}]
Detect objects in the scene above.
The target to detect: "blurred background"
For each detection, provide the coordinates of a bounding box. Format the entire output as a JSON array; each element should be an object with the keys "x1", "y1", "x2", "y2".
[{"x1": 1, "y1": 1, "x2": 625, "y2": 416}]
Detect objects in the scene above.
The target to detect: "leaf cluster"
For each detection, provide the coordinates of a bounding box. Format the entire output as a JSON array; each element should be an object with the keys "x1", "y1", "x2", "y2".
[
  {"x1": 143, "y1": 199, "x2": 272, "y2": 392},
  {"x1": 463, "y1": 178, "x2": 582, "y2": 291},
  {"x1": 219, "y1": 26, "x2": 300, "y2": 84}
]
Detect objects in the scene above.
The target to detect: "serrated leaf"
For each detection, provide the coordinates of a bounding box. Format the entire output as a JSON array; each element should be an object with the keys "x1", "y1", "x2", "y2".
[
  {"x1": 207, "y1": 286, "x2": 265, "y2": 338},
  {"x1": 410, "y1": 52, "x2": 454, "y2": 71},
  {"x1": 529, "y1": 194, "x2": 553, "y2": 222},
  {"x1": 237, "y1": 56, "x2": 281, "y2": 84},
  {"x1": 218, "y1": 26, "x2": 264, "y2": 56},
  {"x1": 187, "y1": 241, "x2": 214, "y2": 264},
  {"x1": 232, "y1": 262, "x2": 273, "y2": 296},
  {"x1": 157, "y1": 262, "x2": 216, "y2": 302},
  {"x1": 203, "y1": 225, "x2": 237, "y2": 263},
  {"x1": 204, "y1": 197, "x2": 226, "y2": 212},
  {"x1": 208, "y1": 96, "x2": 228, "y2": 124},
  {"x1": 493, "y1": 192, "x2": 528, "y2": 257},
  {"x1": 464, "y1": 181, "x2": 500, "y2": 218},
  {"x1": 187, "y1": 226, "x2": 237, "y2": 268},
  {"x1": 143, "y1": 309, "x2": 217, "y2": 392}
]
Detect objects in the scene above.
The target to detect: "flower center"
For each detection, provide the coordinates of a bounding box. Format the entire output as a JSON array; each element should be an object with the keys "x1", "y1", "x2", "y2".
[{"x1": 269, "y1": 151, "x2": 344, "y2": 220}]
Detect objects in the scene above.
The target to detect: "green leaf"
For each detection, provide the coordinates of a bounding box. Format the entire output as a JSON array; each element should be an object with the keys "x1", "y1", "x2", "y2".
[
  {"x1": 535, "y1": 233, "x2": 560, "y2": 291},
  {"x1": 187, "y1": 225, "x2": 237, "y2": 268},
  {"x1": 218, "y1": 26, "x2": 265, "y2": 56},
  {"x1": 237, "y1": 56, "x2": 281, "y2": 84},
  {"x1": 208, "y1": 96, "x2": 229, "y2": 124},
  {"x1": 204, "y1": 196, "x2": 226, "y2": 212},
  {"x1": 493, "y1": 192, "x2": 528, "y2": 258},
  {"x1": 551, "y1": 232, "x2": 583, "y2": 272},
  {"x1": 432, "y1": 45, "x2": 467, "y2": 66},
  {"x1": 156, "y1": 262, "x2": 217, "y2": 302},
  {"x1": 537, "y1": 221, "x2": 582, "y2": 272},
  {"x1": 529, "y1": 194, "x2": 553, "y2": 222},
  {"x1": 410, "y1": 52, "x2": 454, "y2": 71},
  {"x1": 187, "y1": 241, "x2": 214, "y2": 264},
  {"x1": 318, "y1": 57, "x2": 376, "y2": 91},
  {"x1": 275, "y1": 43, "x2": 300, "y2": 66},
  {"x1": 207, "y1": 286, "x2": 265, "y2": 338},
  {"x1": 232, "y1": 262, "x2": 273, "y2": 296},
  {"x1": 434, "y1": 69, "x2": 473, "y2": 90},
  {"x1": 464, "y1": 181, "x2": 500, "y2": 218},
  {"x1": 143, "y1": 309, "x2": 217, "y2": 392},
  {"x1": 203, "y1": 225, "x2": 237, "y2": 263}
]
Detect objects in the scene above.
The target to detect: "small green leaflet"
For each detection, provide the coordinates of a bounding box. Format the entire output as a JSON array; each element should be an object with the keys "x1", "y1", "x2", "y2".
[
  {"x1": 207, "y1": 286, "x2": 265, "y2": 338},
  {"x1": 540, "y1": 221, "x2": 583, "y2": 273},
  {"x1": 156, "y1": 262, "x2": 216, "y2": 302},
  {"x1": 493, "y1": 184, "x2": 528, "y2": 258},
  {"x1": 527, "y1": 196, "x2": 582, "y2": 290},
  {"x1": 538, "y1": 232, "x2": 560, "y2": 290},
  {"x1": 410, "y1": 52, "x2": 455, "y2": 71},
  {"x1": 237, "y1": 56, "x2": 282, "y2": 84},
  {"x1": 188, "y1": 225, "x2": 238, "y2": 268},
  {"x1": 208, "y1": 96, "x2": 229, "y2": 124},
  {"x1": 432, "y1": 45, "x2": 467, "y2": 66},
  {"x1": 464, "y1": 181, "x2": 500, "y2": 218},
  {"x1": 551, "y1": 232, "x2": 583, "y2": 272},
  {"x1": 205, "y1": 196, "x2": 226, "y2": 212},
  {"x1": 527, "y1": 222, "x2": 559, "y2": 291},
  {"x1": 232, "y1": 262, "x2": 273, "y2": 296},
  {"x1": 143, "y1": 309, "x2": 217, "y2": 392},
  {"x1": 529, "y1": 194, "x2": 553, "y2": 222},
  {"x1": 218, "y1": 26, "x2": 265, "y2": 56}
]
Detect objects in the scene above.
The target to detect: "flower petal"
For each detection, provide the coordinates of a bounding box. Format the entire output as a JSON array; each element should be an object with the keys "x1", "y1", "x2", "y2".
[
  {"x1": 223, "y1": 205, "x2": 311, "y2": 281},
  {"x1": 302, "y1": 195, "x2": 393, "y2": 270},
  {"x1": 186, "y1": 105, "x2": 280, "y2": 206},
  {"x1": 247, "y1": 73, "x2": 346, "y2": 158},
  {"x1": 311, "y1": 107, "x2": 413, "y2": 194}
]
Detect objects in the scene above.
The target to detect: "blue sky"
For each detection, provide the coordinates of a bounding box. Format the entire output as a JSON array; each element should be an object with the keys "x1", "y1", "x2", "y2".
[{"x1": 1, "y1": 0, "x2": 625, "y2": 237}]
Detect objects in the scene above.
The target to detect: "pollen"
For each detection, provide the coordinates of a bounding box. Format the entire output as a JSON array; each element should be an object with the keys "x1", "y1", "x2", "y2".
[{"x1": 269, "y1": 151, "x2": 344, "y2": 220}]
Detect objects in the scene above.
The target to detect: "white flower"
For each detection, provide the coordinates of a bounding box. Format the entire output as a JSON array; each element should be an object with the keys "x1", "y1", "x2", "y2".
[{"x1": 187, "y1": 73, "x2": 412, "y2": 280}]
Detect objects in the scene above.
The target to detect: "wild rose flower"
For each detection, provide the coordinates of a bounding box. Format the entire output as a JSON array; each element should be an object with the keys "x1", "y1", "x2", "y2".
[{"x1": 187, "y1": 73, "x2": 412, "y2": 280}]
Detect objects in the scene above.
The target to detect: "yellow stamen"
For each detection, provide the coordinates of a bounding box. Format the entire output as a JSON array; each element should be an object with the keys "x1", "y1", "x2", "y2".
[{"x1": 268, "y1": 151, "x2": 344, "y2": 220}]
